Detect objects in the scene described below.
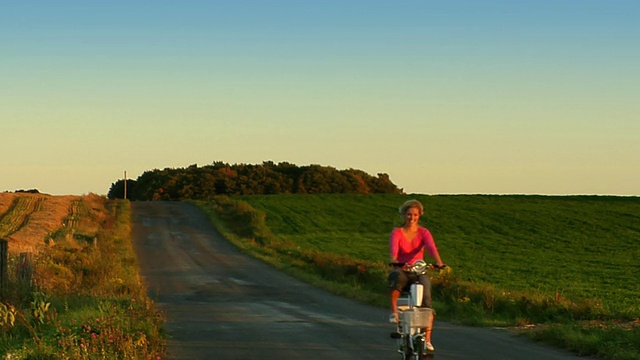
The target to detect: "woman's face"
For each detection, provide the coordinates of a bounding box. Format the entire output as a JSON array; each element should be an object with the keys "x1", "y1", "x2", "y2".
[{"x1": 404, "y1": 206, "x2": 421, "y2": 226}]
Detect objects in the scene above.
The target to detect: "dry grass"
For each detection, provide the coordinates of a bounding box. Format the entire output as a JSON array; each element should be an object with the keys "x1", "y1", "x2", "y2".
[
  {"x1": 74, "y1": 193, "x2": 111, "y2": 235},
  {"x1": 0, "y1": 192, "x2": 17, "y2": 215},
  {"x1": 0, "y1": 198, "x2": 167, "y2": 359},
  {"x1": 0, "y1": 193, "x2": 108, "y2": 254}
]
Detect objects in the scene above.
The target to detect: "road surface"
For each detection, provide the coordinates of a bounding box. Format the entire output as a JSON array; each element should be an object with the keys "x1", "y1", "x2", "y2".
[{"x1": 131, "y1": 201, "x2": 594, "y2": 360}]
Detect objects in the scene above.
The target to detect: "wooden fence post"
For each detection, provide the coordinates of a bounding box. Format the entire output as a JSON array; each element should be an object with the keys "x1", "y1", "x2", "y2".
[
  {"x1": 0, "y1": 239, "x2": 7, "y2": 297},
  {"x1": 19, "y1": 252, "x2": 33, "y2": 285}
]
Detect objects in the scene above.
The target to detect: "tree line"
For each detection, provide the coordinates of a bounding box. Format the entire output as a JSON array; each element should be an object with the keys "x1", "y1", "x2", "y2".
[{"x1": 107, "y1": 161, "x2": 403, "y2": 200}]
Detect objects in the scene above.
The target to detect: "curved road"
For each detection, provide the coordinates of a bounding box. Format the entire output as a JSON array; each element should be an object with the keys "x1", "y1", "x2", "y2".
[{"x1": 131, "y1": 201, "x2": 594, "y2": 360}]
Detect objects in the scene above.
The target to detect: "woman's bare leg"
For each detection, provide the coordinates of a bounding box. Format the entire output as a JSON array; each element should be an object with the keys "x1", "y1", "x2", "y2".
[{"x1": 390, "y1": 289, "x2": 401, "y2": 322}]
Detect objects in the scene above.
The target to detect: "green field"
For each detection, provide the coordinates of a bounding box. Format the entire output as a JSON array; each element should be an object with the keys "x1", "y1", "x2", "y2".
[
  {"x1": 197, "y1": 193, "x2": 640, "y2": 359},
  {"x1": 236, "y1": 194, "x2": 640, "y2": 315}
]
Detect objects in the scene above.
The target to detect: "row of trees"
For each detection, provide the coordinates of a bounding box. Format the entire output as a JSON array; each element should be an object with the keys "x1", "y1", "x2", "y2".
[{"x1": 108, "y1": 161, "x2": 403, "y2": 200}]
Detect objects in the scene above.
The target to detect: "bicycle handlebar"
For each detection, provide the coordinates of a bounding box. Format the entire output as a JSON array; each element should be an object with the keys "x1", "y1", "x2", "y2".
[{"x1": 389, "y1": 262, "x2": 447, "y2": 270}]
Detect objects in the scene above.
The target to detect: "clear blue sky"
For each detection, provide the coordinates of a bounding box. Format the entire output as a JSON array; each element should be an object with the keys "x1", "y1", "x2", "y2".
[{"x1": 2, "y1": 1, "x2": 638, "y2": 195}]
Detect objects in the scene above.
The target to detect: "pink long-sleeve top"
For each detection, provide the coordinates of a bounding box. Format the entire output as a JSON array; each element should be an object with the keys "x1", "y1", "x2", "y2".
[{"x1": 389, "y1": 226, "x2": 440, "y2": 265}]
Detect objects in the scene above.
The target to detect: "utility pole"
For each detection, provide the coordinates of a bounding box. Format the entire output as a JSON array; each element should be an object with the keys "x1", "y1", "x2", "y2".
[{"x1": 124, "y1": 170, "x2": 127, "y2": 200}]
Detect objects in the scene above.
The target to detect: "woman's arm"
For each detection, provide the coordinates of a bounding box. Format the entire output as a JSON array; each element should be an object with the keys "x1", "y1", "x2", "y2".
[{"x1": 389, "y1": 228, "x2": 400, "y2": 263}]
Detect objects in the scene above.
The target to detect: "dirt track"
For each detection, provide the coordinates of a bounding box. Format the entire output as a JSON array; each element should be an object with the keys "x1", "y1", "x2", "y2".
[{"x1": 131, "y1": 201, "x2": 594, "y2": 360}]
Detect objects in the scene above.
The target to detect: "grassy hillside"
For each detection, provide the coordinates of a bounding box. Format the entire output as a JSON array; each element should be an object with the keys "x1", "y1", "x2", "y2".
[{"x1": 196, "y1": 194, "x2": 640, "y2": 360}]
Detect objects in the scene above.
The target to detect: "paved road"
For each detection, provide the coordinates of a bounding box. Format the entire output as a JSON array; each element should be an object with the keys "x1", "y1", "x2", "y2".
[{"x1": 131, "y1": 201, "x2": 594, "y2": 360}]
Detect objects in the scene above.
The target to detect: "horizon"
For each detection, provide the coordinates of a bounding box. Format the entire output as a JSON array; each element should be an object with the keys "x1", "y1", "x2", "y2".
[
  {"x1": 2, "y1": 1, "x2": 638, "y2": 196},
  {"x1": 3, "y1": 160, "x2": 639, "y2": 199}
]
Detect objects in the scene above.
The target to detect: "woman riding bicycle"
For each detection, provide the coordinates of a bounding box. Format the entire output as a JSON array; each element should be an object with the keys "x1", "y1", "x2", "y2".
[{"x1": 387, "y1": 199, "x2": 445, "y2": 352}]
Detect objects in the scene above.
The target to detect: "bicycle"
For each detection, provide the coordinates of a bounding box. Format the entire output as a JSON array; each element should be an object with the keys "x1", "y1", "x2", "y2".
[{"x1": 389, "y1": 260, "x2": 445, "y2": 360}]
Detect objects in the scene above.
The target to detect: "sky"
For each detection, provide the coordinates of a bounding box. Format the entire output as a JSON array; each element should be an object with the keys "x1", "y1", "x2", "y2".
[{"x1": 1, "y1": 1, "x2": 638, "y2": 196}]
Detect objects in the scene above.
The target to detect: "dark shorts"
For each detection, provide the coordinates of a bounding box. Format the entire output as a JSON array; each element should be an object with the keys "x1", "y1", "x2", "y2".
[{"x1": 387, "y1": 268, "x2": 432, "y2": 307}]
